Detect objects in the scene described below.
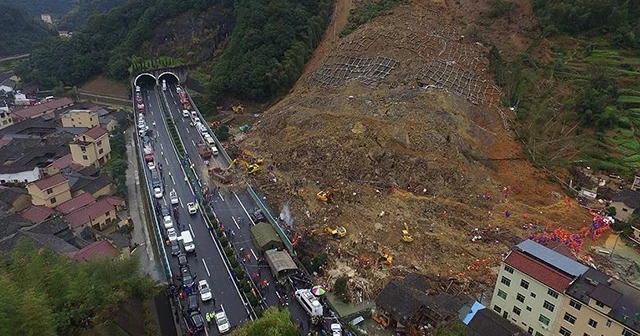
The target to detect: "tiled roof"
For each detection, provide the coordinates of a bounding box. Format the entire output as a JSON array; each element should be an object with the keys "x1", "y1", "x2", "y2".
[
  {"x1": 64, "y1": 199, "x2": 114, "y2": 228},
  {"x1": 103, "y1": 196, "x2": 123, "y2": 207},
  {"x1": 13, "y1": 98, "x2": 74, "y2": 119},
  {"x1": 81, "y1": 175, "x2": 113, "y2": 194},
  {"x1": 612, "y1": 189, "x2": 640, "y2": 209},
  {"x1": 21, "y1": 205, "x2": 55, "y2": 224},
  {"x1": 32, "y1": 173, "x2": 67, "y2": 190},
  {"x1": 56, "y1": 193, "x2": 96, "y2": 215},
  {"x1": 82, "y1": 126, "x2": 107, "y2": 140},
  {"x1": 467, "y1": 308, "x2": 523, "y2": 336},
  {"x1": 504, "y1": 250, "x2": 573, "y2": 293},
  {"x1": 48, "y1": 153, "x2": 74, "y2": 170},
  {"x1": 71, "y1": 240, "x2": 118, "y2": 261}
]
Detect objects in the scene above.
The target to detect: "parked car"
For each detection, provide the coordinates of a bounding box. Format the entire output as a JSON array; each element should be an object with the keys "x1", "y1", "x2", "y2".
[
  {"x1": 187, "y1": 311, "x2": 205, "y2": 334},
  {"x1": 187, "y1": 202, "x2": 197, "y2": 215},
  {"x1": 250, "y1": 209, "x2": 265, "y2": 223},
  {"x1": 215, "y1": 308, "x2": 230, "y2": 334},
  {"x1": 186, "y1": 293, "x2": 200, "y2": 313},
  {"x1": 170, "y1": 240, "x2": 181, "y2": 256},
  {"x1": 182, "y1": 110, "x2": 190, "y2": 118},
  {"x1": 198, "y1": 280, "x2": 212, "y2": 301},
  {"x1": 153, "y1": 186, "x2": 163, "y2": 199},
  {"x1": 179, "y1": 266, "x2": 196, "y2": 287},
  {"x1": 167, "y1": 228, "x2": 178, "y2": 242},
  {"x1": 169, "y1": 189, "x2": 179, "y2": 205},
  {"x1": 163, "y1": 215, "x2": 173, "y2": 229},
  {"x1": 178, "y1": 253, "x2": 188, "y2": 267},
  {"x1": 147, "y1": 161, "x2": 156, "y2": 170},
  {"x1": 160, "y1": 204, "x2": 170, "y2": 217}
]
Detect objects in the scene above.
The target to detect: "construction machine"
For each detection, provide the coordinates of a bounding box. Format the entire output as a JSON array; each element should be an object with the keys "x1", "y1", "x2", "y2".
[
  {"x1": 316, "y1": 190, "x2": 332, "y2": 203},
  {"x1": 228, "y1": 159, "x2": 260, "y2": 174},
  {"x1": 241, "y1": 150, "x2": 264, "y2": 165},
  {"x1": 402, "y1": 223, "x2": 414, "y2": 243},
  {"x1": 379, "y1": 252, "x2": 393, "y2": 266},
  {"x1": 232, "y1": 104, "x2": 244, "y2": 113},
  {"x1": 326, "y1": 226, "x2": 347, "y2": 238}
]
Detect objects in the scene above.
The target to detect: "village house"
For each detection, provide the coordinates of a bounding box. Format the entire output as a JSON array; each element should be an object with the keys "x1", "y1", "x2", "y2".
[
  {"x1": 64, "y1": 196, "x2": 123, "y2": 233},
  {"x1": 60, "y1": 109, "x2": 100, "y2": 129},
  {"x1": 611, "y1": 189, "x2": 640, "y2": 222},
  {"x1": 69, "y1": 126, "x2": 111, "y2": 167},
  {"x1": 12, "y1": 98, "x2": 74, "y2": 120},
  {"x1": 26, "y1": 173, "x2": 72, "y2": 208},
  {"x1": 0, "y1": 109, "x2": 15, "y2": 130}
]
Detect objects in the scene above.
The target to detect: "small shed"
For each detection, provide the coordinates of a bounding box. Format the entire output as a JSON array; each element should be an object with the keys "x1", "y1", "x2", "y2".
[
  {"x1": 250, "y1": 222, "x2": 283, "y2": 251},
  {"x1": 264, "y1": 249, "x2": 297, "y2": 279}
]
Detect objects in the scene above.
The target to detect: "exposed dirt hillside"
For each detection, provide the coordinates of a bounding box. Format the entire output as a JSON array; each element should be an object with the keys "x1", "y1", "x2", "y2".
[{"x1": 237, "y1": 0, "x2": 593, "y2": 296}]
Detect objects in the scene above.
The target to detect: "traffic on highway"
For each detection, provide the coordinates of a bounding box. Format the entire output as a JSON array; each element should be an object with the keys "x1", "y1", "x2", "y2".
[{"x1": 134, "y1": 76, "x2": 343, "y2": 335}]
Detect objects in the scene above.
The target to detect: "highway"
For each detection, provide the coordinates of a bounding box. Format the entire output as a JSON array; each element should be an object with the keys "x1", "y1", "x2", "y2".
[
  {"x1": 138, "y1": 84, "x2": 251, "y2": 332},
  {"x1": 160, "y1": 83, "x2": 314, "y2": 327}
]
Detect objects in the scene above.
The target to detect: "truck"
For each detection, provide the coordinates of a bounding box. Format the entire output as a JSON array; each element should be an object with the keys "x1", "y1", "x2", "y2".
[
  {"x1": 143, "y1": 146, "x2": 154, "y2": 162},
  {"x1": 197, "y1": 143, "x2": 211, "y2": 159},
  {"x1": 162, "y1": 79, "x2": 167, "y2": 91},
  {"x1": 137, "y1": 103, "x2": 145, "y2": 113},
  {"x1": 179, "y1": 92, "x2": 192, "y2": 110},
  {"x1": 208, "y1": 167, "x2": 231, "y2": 184}
]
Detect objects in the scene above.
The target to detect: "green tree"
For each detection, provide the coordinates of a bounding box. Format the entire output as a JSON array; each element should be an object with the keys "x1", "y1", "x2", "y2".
[{"x1": 231, "y1": 307, "x2": 298, "y2": 336}]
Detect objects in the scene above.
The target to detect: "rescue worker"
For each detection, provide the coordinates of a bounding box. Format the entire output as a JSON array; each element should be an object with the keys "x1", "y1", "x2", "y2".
[{"x1": 205, "y1": 312, "x2": 212, "y2": 326}]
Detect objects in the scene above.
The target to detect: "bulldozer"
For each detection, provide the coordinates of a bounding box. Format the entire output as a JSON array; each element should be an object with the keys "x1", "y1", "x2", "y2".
[
  {"x1": 402, "y1": 223, "x2": 414, "y2": 243},
  {"x1": 241, "y1": 150, "x2": 264, "y2": 165},
  {"x1": 228, "y1": 159, "x2": 260, "y2": 174},
  {"x1": 326, "y1": 226, "x2": 347, "y2": 238},
  {"x1": 316, "y1": 190, "x2": 332, "y2": 203}
]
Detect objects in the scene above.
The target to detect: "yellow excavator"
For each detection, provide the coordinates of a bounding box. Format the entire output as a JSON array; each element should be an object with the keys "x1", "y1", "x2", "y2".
[
  {"x1": 228, "y1": 159, "x2": 260, "y2": 174},
  {"x1": 232, "y1": 104, "x2": 244, "y2": 113},
  {"x1": 316, "y1": 190, "x2": 332, "y2": 203},
  {"x1": 402, "y1": 223, "x2": 414, "y2": 243},
  {"x1": 311, "y1": 226, "x2": 347, "y2": 239},
  {"x1": 241, "y1": 150, "x2": 264, "y2": 165}
]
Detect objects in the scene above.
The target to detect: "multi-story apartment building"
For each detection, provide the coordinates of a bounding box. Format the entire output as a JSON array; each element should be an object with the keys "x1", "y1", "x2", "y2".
[
  {"x1": 491, "y1": 240, "x2": 640, "y2": 336},
  {"x1": 490, "y1": 240, "x2": 588, "y2": 336},
  {"x1": 69, "y1": 126, "x2": 111, "y2": 167}
]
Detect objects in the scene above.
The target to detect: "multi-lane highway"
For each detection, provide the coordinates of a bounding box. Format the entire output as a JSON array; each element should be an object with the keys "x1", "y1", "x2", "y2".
[{"x1": 138, "y1": 84, "x2": 251, "y2": 333}]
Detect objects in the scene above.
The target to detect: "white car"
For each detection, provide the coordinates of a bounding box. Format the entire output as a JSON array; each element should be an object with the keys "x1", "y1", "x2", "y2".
[
  {"x1": 138, "y1": 126, "x2": 148, "y2": 136},
  {"x1": 153, "y1": 186, "x2": 163, "y2": 199},
  {"x1": 147, "y1": 161, "x2": 156, "y2": 170},
  {"x1": 187, "y1": 202, "x2": 197, "y2": 215},
  {"x1": 163, "y1": 215, "x2": 173, "y2": 229},
  {"x1": 182, "y1": 110, "x2": 190, "y2": 118},
  {"x1": 215, "y1": 309, "x2": 230, "y2": 334},
  {"x1": 167, "y1": 228, "x2": 178, "y2": 241},
  {"x1": 198, "y1": 280, "x2": 212, "y2": 301},
  {"x1": 331, "y1": 323, "x2": 342, "y2": 336},
  {"x1": 169, "y1": 189, "x2": 179, "y2": 205}
]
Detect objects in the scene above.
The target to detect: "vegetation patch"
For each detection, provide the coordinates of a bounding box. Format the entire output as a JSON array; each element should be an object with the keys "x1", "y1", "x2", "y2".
[{"x1": 340, "y1": 0, "x2": 405, "y2": 37}]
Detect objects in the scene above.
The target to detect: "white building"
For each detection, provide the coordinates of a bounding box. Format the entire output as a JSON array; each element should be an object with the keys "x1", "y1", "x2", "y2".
[{"x1": 0, "y1": 166, "x2": 41, "y2": 184}]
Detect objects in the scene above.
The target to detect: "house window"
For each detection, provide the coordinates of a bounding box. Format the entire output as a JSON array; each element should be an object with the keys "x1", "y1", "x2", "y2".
[
  {"x1": 517, "y1": 293, "x2": 525, "y2": 303},
  {"x1": 543, "y1": 300, "x2": 555, "y2": 312},
  {"x1": 504, "y1": 265, "x2": 514, "y2": 274},
  {"x1": 535, "y1": 332, "x2": 543, "y2": 336},
  {"x1": 564, "y1": 312, "x2": 576, "y2": 324},
  {"x1": 623, "y1": 328, "x2": 638, "y2": 336},
  {"x1": 81, "y1": 146, "x2": 86, "y2": 152},
  {"x1": 538, "y1": 314, "x2": 550, "y2": 326},
  {"x1": 559, "y1": 327, "x2": 572, "y2": 336},
  {"x1": 50, "y1": 197, "x2": 56, "y2": 204},
  {"x1": 547, "y1": 289, "x2": 559, "y2": 299},
  {"x1": 583, "y1": 333, "x2": 590, "y2": 336},
  {"x1": 527, "y1": 327, "x2": 533, "y2": 334},
  {"x1": 46, "y1": 188, "x2": 53, "y2": 194},
  {"x1": 501, "y1": 276, "x2": 511, "y2": 286},
  {"x1": 493, "y1": 305, "x2": 502, "y2": 313},
  {"x1": 595, "y1": 301, "x2": 605, "y2": 308},
  {"x1": 606, "y1": 320, "x2": 611, "y2": 327},
  {"x1": 526, "y1": 306, "x2": 532, "y2": 311},
  {"x1": 497, "y1": 289, "x2": 507, "y2": 300},
  {"x1": 97, "y1": 140, "x2": 102, "y2": 146},
  {"x1": 623, "y1": 208, "x2": 628, "y2": 212},
  {"x1": 98, "y1": 148, "x2": 104, "y2": 154},
  {"x1": 82, "y1": 155, "x2": 88, "y2": 160},
  {"x1": 588, "y1": 319, "x2": 597, "y2": 328},
  {"x1": 513, "y1": 306, "x2": 521, "y2": 316},
  {"x1": 521, "y1": 279, "x2": 530, "y2": 289},
  {"x1": 530, "y1": 292, "x2": 536, "y2": 298},
  {"x1": 569, "y1": 299, "x2": 582, "y2": 310}
]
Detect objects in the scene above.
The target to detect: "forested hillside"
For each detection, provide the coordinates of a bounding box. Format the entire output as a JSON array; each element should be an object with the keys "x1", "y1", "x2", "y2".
[
  {"x1": 0, "y1": 1, "x2": 56, "y2": 57},
  {"x1": 0, "y1": 241, "x2": 156, "y2": 335},
  {"x1": 58, "y1": 0, "x2": 129, "y2": 31},
  {"x1": 209, "y1": 0, "x2": 333, "y2": 102},
  {"x1": 17, "y1": 0, "x2": 222, "y2": 88}
]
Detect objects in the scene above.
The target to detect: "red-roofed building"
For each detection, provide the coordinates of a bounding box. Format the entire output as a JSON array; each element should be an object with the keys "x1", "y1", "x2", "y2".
[
  {"x1": 21, "y1": 204, "x2": 55, "y2": 224},
  {"x1": 44, "y1": 153, "x2": 82, "y2": 176},
  {"x1": 70, "y1": 240, "x2": 119, "y2": 261},
  {"x1": 13, "y1": 98, "x2": 74, "y2": 119},
  {"x1": 55, "y1": 193, "x2": 96, "y2": 214},
  {"x1": 70, "y1": 126, "x2": 111, "y2": 168},
  {"x1": 489, "y1": 240, "x2": 589, "y2": 336},
  {"x1": 64, "y1": 198, "x2": 117, "y2": 232},
  {"x1": 26, "y1": 173, "x2": 72, "y2": 207}
]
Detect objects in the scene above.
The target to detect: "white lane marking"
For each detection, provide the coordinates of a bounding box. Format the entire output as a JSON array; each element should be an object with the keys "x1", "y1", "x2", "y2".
[
  {"x1": 191, "y1": 139, "x2": 196, "y2": 147},
  {"x1": 163, "y1": 198, "x2": 167, "y2": 205},
  {"x1": 189, "y1": 223, "x2": 195, "y2": 238},
  {"x1": 170, "y1": 174, "x2": 175, "y2": 185},
  {"x1": 218, "y1": 191, "x2": 225, "y2": 202},
  {"x1": 250, "y1": 249, "x2": 257, "y2": 260},
  {"x1": 232, "y1": 217, "x2": 240, "y2": 230},
  {"x1": 186, "y1": 128, "x2": 190, "y2": 134},
  {"x1": 164, "y1": 157, "x2": 169, "y2": 165},
  {"x1": 179, "y1": 199, "x2": 184, "y2": 208},
  {"x1": 233, "y1": 192, "x2": 256, "y2": 226},
  {"x1": 160, "y1": 143, "x2": 164, "y2": 150},
  {"x1": 202, "y1": 259, "x2": 210, "y2": 277}
]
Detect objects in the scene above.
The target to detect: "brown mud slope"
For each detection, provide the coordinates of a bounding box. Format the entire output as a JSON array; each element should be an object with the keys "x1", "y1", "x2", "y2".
[{"x1": 241, "y1": 0, "x2": 592, "y2": 295}]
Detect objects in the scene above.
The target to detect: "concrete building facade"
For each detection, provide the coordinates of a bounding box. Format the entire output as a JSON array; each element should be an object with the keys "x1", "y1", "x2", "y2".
[
  {"x1": 61, "y1": 109, "x2": 99, "y2": 129},
  {"x1": 0, "y1": 110, "x2": 14, "y2": 130},
  {"x1": 26, "y1": 173, "x2": 72, "y2": 207}
]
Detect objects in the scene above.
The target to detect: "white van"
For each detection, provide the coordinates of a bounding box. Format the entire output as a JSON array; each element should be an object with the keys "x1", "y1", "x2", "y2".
[
  {"x1": 295, "y1": 289, "x2": 323, "y2": 318},
  {"x1": 181, "y1": 230, "x2": 195, "y2": 252},
  {"x1": 205, "y1": 136, "x2": 215, "y2": 146},
  {"x1": 210, "y1": 146, "x2": 219, "y2": 156},
  {"x1": 135, "y1": 85, "x2": 140, "y2": 93}
]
